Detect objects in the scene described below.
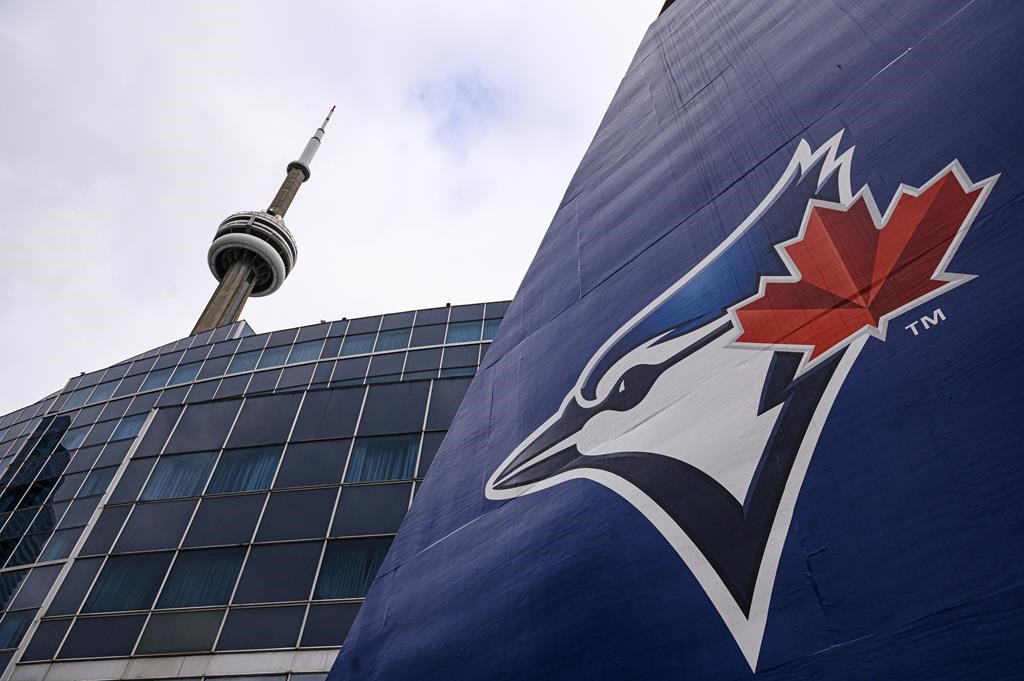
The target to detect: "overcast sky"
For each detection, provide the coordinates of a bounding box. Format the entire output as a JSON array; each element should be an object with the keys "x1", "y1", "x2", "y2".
[{"x1": 0, "y1": 1, "x2": 662, "y2": 416}]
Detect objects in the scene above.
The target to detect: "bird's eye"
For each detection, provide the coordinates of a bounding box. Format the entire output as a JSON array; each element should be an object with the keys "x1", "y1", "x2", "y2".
[{"x1": 618, "y1": 380, "x2": 626, "y2": 393}]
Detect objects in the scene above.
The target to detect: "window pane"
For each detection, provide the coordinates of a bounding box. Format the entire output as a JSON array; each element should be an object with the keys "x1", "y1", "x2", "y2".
[
  {"x1": 0, "y1": 571, "x2": 28, "y2": 610},
  {"x1": 345, "y1": 435, "x2": 418, "y2": 483},
  {"x1": 0, "y1": 609, "x2": 36, "y2": 648},
  {"x1": 110, "y1": 414, "x2": 146, "y2": 442},
  {"x1": 441, "y1": 344, "x2": 478, "y2": 369},
  {"x1": 256, "y1": 345, "x2": 289, "y2": 369},
  {"x1": 206, "y1": 446, "x2": 281, "y2": 494},
  {"x1": 109, "y1": 459, "x2": 155, "y2": 504},
  {"x1": 77, "y1": 507, "x2": 129, "y2": 557},
  {"x1": 183, "y1": 494, "x2": 265, "y2": 548},
  {"x1": 227, "y1": 350, "x2": 261, "y2": 374},
  {"x1": 332, "y1": 483, "x2": 411, "y2": 537},
  {"x1": 78, "y1": 466, "x2": 116, "y2": 497},
  {"x1": 59, "y1": 427, "x2": 90, "y2": 451},
  {"x1": 357, "y1": 382, "x2": 429, "y2": 436},
  {"x1": 340, "y1": 333, "x2": 375, "y2": 356},
  {"x1": 374, "y1": 329, "x2": 410, "y2": 352},
  {"x1": 482, "y1": 318, "x2": 501, "y2": 340},
  {"x1": 40, "y1": 527, "x2": 82, "y2": 561},
  {"x1": 58, "y1": 614, "x2": 146, "y2": 659},
  {"x1": 157, "y1": 547, "x2": 245, "y2": 608},
  {"x1": 87, "y1": 381, "x2": 118, "y2": 404},
  {"x1": 216, "y1": 605, "x2": 304, "y2": 651},
  {"x1": 114, "y1": 499, "x2": 195, "y2": 552},
  {"x1": 164, "y1": 401, "x2": 240, "y2": 454},
  {"x1": 315, "y1": 537, "x2": 393, "y2": 599},
  {"x1": 256, "y1": 489, "x2": 336, "y2": 541},
  {"x1": 83, "y1": 552, "x2": 172, "y2": 612},
  {"x1": 426, "y1": 378, "x2": 472, "y2": 431},
  {"x1": 48, "y1": 558, "x2": 101, "y2": 615},
  {"x1": 169, "y1": 362, "x2": 201, "y2": 386},
  {"x1": 21, "y1": 619, "x2": 71, "y2": 661},
  {"x1": 273, "y1": 440, "x2": 348, "y2": 489},
  {"x1": 141, "y1": 368, "x2": 173, "y2": 392},
  {"x1": 226, "y1": 394, "x2": 301, "y2": 448},
  {"x1": 136, "y1": 609, "x2": 223, "y2": 654},
  {"x1": 301, "y1": 602, "x2": 360, "y2": 647},
  {"x1": 141, "y1": 452, "x2": 216, "y2": 500},
  {"x1": 287, "y1": 340, "x2": 324, "y2": 364},
  {"x1": 291, "y1": 389, "x2": 362, "y2": 442},
  {"x1": 445, "y1": 321, "x2": 482, "y2": 343},
  {"x1": 409, "y1": 324, "x2": 445, "y2": 347},
  {"x1": 232, "y1": 542, "x2": 321, "y2": 604},
  {"x1": 11, "y1": 565, "x2": 60, "y2": 609}
]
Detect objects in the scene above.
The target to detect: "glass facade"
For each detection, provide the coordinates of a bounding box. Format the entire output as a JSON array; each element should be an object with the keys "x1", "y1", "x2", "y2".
[{"x1": 0, "y1": 301, "x2": 507, "y2": 680}]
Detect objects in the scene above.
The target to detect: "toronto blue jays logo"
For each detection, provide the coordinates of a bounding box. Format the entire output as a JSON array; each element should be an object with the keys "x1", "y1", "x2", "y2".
[{"x1": 485, "y1": 131, "x2": 998, "y2": 670}]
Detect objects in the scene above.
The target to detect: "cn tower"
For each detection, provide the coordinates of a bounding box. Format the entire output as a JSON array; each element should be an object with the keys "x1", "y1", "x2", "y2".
[{"x1": 191, "y1": 107, "x2": 335, "y2": 335}]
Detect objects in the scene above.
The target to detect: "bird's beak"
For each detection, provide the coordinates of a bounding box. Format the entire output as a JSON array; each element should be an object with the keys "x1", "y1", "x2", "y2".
[{"x1": 489, "y1": 399, "x2": 592, "y2": 494}]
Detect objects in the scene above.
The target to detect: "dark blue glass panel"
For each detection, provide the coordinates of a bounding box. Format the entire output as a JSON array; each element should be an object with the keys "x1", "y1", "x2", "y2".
[
  {"x1": 206, "y1": 446, "x2": 281, "y2": 494},
  {"x1": 0, "y1": 609, "x2": 36, "y2": 648},
  {"x1": 227, "y1": 350, "x2": 261, "y2": 374},
  {"x1": 83, "y1": 552, "x2": 172, "y2": 613},
  {"x1": 344, "y1": 435, "x2": 418, "y2": 483},
  {"x1": 340, "y1": 334, "x2": 376, "y2": 356},
  {"x1": 374, "y1": 329, "x2": 410, "y2": 352},
  {"x1": 287, "y1": 340, "x2": 324, "y2": 364},
  {"x1": 157, "y1": 547, "x2": 246, "y2": 608},
  {"x1": 257, "y1": 345, "x2": 290, "y2": 369},
  {"x1": 445, "y1": 321, "x2": 482, "y2": 343},
  {"x1": 141, "y1": 452, "x2": 216, "y2": 500},
  {"x1": 314, "y1": 537, "x2": 393, "y2": 599}
]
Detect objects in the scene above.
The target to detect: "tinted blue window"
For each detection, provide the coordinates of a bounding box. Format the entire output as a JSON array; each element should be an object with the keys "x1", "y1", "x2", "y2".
[
  {"x1": 314, "y1": 537, "x2": 393, "y2": 599},
  {"x1": 206, "y1": 446, "x2": 280, "y2": 494},
  {"x1": 83, "y1": 552, "x2": 172, "y2": 612},
  {"x1": 482, "y1": 318, "x2": 501, "y2": 340},
  {"x1": 345, "y1": 435, "x2": 418, "y2": 483},
  {"x1": 141, "y1": 368, "x2": 173, "y2": 392},
  {"x1": 0, "y1": 609, "x2": 35, "y2": 648},
  {"x1": 156, "y1": 547, "x2": 245, "y2": 608},
  {"x1": 287, "y1": 340, "x2": 324, "y2": 364},
  {"x1": 257, "y1": 345, "x2": 289, "y2": 369},
  {"x1": 60, "y1": 427, "x2": 90, "y2": 451},
  {"x1": 227, "y1": 350, "x2": 260, "y2": 374},
  {"x1": 374, "y1": 329, "x2": 410, "y2": 352},
  {"x1": 168, "y1": 362, "x2": 201, "y2": 386},
  {"x1": 78, "y1": 466, "x2": 116, "y2": 497},
  {"x1": 141, "y1": 452, "x2": 216, "y2": 500},
  {"x1": 445, "y1": 321, "x2": 482, "y2": 343},
  {"x1": 110, "y1": 414, "x2": 146, "y2": 441},
  {"x1": 340, "y1": 333, "x2": 376, "y2": 356},
  {"x1": 86, "y1": 381, "x2": 118, "y2": 405}
]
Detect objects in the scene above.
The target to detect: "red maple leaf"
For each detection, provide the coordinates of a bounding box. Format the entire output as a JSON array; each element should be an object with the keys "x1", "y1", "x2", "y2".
[{"x1": 733, "y1": 169, "x2": 987, "y2": 361}]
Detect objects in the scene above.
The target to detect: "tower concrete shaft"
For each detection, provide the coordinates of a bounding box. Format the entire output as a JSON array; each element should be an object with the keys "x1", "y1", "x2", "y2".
[{"x1": 192, "y1": 107, "x2": 334, "y2": 336}]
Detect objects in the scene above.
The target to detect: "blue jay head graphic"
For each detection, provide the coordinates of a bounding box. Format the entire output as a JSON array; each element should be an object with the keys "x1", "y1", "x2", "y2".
[
  {"x1": 483, "y1": 130, "x2": 997, "y2": 671},
  {"x1": 488, "y1": 132, "x2": 855, "y2": 497}
]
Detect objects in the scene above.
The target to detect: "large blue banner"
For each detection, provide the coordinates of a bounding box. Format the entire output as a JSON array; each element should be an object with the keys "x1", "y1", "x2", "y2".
[{"x1": 331, "y1": 1, "x2": 1024, "y2": 678}]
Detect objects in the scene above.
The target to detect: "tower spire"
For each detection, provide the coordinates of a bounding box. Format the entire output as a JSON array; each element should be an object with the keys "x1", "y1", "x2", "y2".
[{"x1": 191, "y1": 108, "x2": 335, "y2": 336}]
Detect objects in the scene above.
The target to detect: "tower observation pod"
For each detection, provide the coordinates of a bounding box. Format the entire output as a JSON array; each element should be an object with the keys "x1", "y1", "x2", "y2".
[{"x1": 191, "y1": 107, "x2": 335, "y2": 335}]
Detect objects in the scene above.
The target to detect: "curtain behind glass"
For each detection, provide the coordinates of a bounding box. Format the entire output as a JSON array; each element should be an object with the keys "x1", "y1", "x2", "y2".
[
  {"x1": 157, "y1": 547, "x2": 246, "y2": 608},
  {"x1": 345, "y1": 435, "x2": 418, "y2": 483},
  {"x1": 141, "y1": 452, "x2": 216, "y2": 500},
  {"x1": 315, "y1": 537, "x2": 393, "y2": 599},
  {"x1": 84, "y1": 553, "x2": 171, "y2": 612},
  {"x1": 206, "y1": 446, "x2": 281, "y2": 494}
]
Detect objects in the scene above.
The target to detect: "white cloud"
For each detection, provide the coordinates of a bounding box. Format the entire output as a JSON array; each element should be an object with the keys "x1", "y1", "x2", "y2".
[{"x1": 0, "y1": 0, "x2": 663, "y2": 415}]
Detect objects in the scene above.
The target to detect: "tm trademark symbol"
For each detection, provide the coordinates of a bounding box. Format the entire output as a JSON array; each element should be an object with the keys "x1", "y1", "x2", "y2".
[{"x1": 905, "y1": 308, "x2": 946, "y2": 336}]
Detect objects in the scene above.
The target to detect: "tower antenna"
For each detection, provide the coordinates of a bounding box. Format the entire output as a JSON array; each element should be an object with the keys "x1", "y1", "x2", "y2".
[{"x1": 191, "y1": 107, "x2": 335, "y2": 335}]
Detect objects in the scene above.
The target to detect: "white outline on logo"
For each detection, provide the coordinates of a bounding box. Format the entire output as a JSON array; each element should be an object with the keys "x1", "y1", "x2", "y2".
[{"x1": 485, "y1": 131, "x2": 999, "y2": 670}]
